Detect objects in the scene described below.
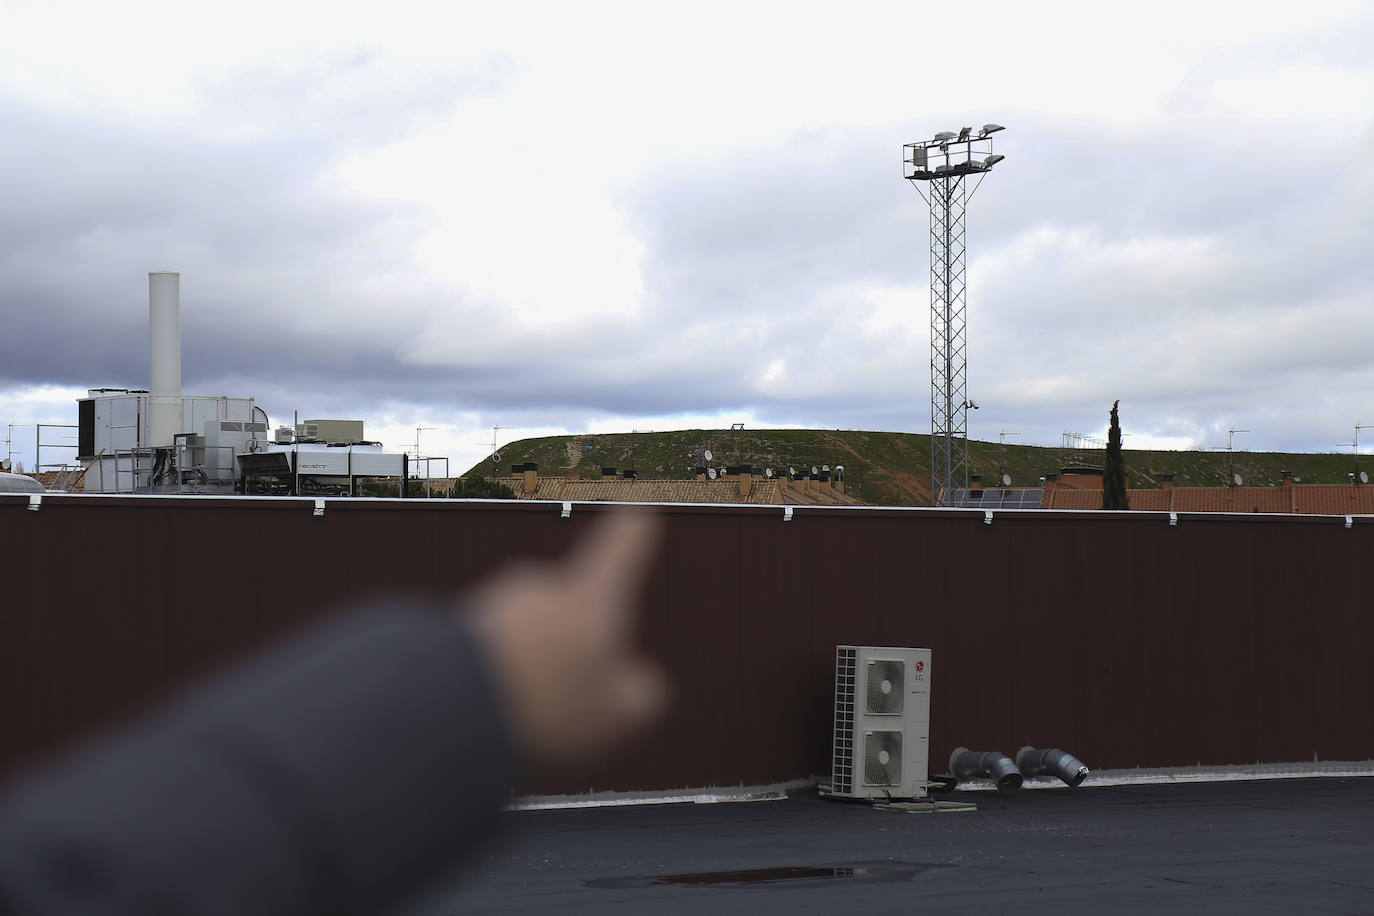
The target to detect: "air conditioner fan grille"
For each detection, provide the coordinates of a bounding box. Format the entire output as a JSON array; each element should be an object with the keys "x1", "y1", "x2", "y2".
[
  {"x1": 865, "y1": 659, "x2": 904, "y2": 715},
  {"x1": 863, "y1": 730, "x2": 903, "y2": 786}
]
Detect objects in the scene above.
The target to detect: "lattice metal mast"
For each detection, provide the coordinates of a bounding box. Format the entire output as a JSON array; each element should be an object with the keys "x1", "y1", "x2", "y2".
[{"x1": 903, "y1": 124, "x2": 1006, "y2": 506}]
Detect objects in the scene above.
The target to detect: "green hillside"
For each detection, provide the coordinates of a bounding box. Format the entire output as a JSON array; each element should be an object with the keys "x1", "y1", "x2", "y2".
[{"x1": 463, "y1": 429, "x2": 1367, "y2": 507}]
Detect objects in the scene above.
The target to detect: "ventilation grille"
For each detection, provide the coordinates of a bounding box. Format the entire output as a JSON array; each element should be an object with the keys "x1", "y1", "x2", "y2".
[
  {"x1": 865, "y1": 659, "x2": 905, "y2": 715},
  {"x1": 832, "y1": 647, "x2": 857, "y2": 793},
  {"x1": 863, "y1": 730, "x2": 903, "y2": 786}
]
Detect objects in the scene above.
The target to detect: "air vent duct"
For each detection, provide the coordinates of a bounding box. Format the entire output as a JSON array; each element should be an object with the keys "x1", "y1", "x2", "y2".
[
  {"x1": 1015, "y1": 746, "x2": 1090, "y2": 788},
  {"x1": 949, "y1": 747, "x2": 1022, "y2": 793}
]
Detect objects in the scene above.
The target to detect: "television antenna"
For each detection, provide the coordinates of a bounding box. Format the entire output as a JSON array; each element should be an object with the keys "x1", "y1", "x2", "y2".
[
  {"x1": 475, "y1": 425, "x2": 514, "y2": 472},
  {"x1": 413, "y1": 426, "x2": 436, "y2": 460},
  {"x1": 998, "y1": 429, "x2": 1020, "y2": 485},
  {"x1": 1210, "y1": 427, "x2": 1249, "y2": 486},
  {"x1": 904, "y1": 122, "x2": 1007, "y2": 505},
  {"x1": 3, "y1": 421, "x2": 17, "y2": 469},
  {"x1": 1340, "y1": 424, "x2": 1373, "y2": 483}
]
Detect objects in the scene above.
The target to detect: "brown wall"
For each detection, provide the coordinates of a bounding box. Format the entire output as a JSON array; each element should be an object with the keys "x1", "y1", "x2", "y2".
[{"x1": 3, "y1": 494, "x2": 1371, "y2": 795}]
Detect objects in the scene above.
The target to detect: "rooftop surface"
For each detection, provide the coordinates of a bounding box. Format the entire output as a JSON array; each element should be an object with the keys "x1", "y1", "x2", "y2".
[{"x1": 420, "y1": 776, "x2": 1374, "y2": 914}]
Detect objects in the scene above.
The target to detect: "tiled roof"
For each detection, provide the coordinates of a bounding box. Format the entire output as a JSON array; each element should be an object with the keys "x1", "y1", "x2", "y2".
[
  {"x1": 1125, "y1": 490, "x2": 1170, "y2": 511},
  {"x1": 490, "y1": 476, "x2": 864, "y2": 505},
  {"x1": 1293, "y1": 485, "x2": 1374, "y2": 515},
  {"x1": 30, "y1": 468, "x2": 86, "y2": 491},
  {"x1": 1169, "y1": 487, "x2": 1294, "y2": 513},
  {"x1": 1043, "y1": 483, "x2": 1374, "y2": 515},
  {"x1": 1041, "y1": 489, "x2": 1103, "y2": 510}
]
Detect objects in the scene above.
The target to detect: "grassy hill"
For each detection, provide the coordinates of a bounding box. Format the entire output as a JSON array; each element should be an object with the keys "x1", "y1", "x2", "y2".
[{"x1": 462, "y1": 429, "x2": 1366, "y2": 507}]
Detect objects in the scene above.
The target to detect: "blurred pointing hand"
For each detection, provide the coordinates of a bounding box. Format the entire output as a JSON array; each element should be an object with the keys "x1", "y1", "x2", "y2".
[{"x1": 469, "y1": 511, "x2": 669, "y2": 772}]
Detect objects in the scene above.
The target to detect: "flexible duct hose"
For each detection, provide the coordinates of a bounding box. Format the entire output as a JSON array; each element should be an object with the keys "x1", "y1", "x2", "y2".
[
  {"x1": 948, "y1": 747, "x2": 1022, "y2": 792},
  {"x1": 1015, "y1": 746, "x2": 1090, "y2": 788}
]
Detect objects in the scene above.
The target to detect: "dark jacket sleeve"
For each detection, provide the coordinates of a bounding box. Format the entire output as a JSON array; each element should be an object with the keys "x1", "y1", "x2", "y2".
[{"x1": 0, "y1": 601, "x2": 520, "y2": 916}]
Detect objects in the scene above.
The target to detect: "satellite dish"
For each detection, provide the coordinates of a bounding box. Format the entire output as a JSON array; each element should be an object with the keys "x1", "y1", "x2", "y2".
[
  {"x1": 707, "y1": 467, "x2": 717, "y2": 480},
  {"x1": 1362, "y1": 471, "x2": 1369, "y2": 484},
  {"x1": 811, "y1": 466, "x2": 819, "y2": 476},
  {"x1": 764, "y1": 468, "x2": 774, "y2": 478},
  {"x1": 1001, "y1": 473, "x2": 1012, "y2": 486},
  {"x1": 1233, "y1": 473, "x2": 1243, "y2": 486},
  {"x1": 835, "y1": 465, "x2": 844, "y2": 473},
  {"x1": 703, "y1": 449, "x2": 713, "y2": 462},
  {"x1": 822, "y1": 464, "x2": 830, "y2": 473},
  {"x1": 789, "y1": 467, "x2": 796, "y2": 477}
]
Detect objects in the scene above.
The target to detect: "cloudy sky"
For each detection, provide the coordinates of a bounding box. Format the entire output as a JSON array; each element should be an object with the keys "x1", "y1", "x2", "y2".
[{"x1": 3, "y1": 0, "x2": 1372, "y2": 473}]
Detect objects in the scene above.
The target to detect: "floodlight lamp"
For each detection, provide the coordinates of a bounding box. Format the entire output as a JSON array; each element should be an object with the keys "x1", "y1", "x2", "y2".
[
  {"x1": 934, "y1": 130, "x2": 957, "y2": 141},
  {"x1": 957, "y1": 126, "x2": 972, "y2": 140},
  {"x1": 980, "y1": 123, "x2": 1005, "y2": 135},
  {"x1": 983, "y1": 153, "x2": 1006, "y2": 168}
]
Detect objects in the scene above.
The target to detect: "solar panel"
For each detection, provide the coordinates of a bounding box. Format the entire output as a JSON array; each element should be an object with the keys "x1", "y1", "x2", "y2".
[{"x1": 947, "y1": 488, "x2": 1043, "y2": 509}]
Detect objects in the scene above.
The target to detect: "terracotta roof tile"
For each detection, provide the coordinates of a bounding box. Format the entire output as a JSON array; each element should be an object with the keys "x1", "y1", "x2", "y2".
[
  {"x1": 1168, "y1": 487, "x2": 1293, "y2": 513},
  {"x1": 1293, "y1": 485, "x2": 1374, "y2": 515},
  {"x1": 1126, "y1": 490, "x2": 1170, "y2": 511},
  {"x1": 1041, "y1": 489, "x2": 1102, "y2": 510},
  {"x1": 1042, "y1": 483, "x2": 1374, "y2": 515}
]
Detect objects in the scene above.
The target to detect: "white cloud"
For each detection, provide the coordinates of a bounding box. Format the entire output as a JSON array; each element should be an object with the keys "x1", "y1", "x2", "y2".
[{"x1": 2, "y1": 0, "x2": 1373, "y2": 474}]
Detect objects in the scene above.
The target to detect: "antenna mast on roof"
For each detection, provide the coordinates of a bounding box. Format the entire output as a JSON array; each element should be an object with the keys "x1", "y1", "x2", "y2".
[
  {"x1": 1339, "y1": 423, "x2": 1372, "y2": 484},
  {"x1": 477, "y1": 425, "x2": 513, "y2": 476},
  {"x1": 904, "y1": 123, "x2": 1007, "y2": 506},
  {"x1": 1210, "y1": 427, "x2": 1249, "y2": 486},
  {"x1": 998, "y1": 429, "x2": 1020, "y2": 485}
]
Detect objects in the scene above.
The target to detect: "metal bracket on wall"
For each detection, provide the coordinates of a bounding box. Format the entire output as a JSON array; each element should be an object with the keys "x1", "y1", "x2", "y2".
[
  {"x1": 313, "y1": 498, "x2": 325, "y2": 518},
  {"x1": 27, "y1": 493, "x2": 41, "y2": 512},
  {"x1": 1346, "y1": 515, "x2": 1354, "y2": 529},
  {"x1": 783, "y1": 506, "x2": 794, "y2": 522},
  {"x1": 983, "y1": 510, "x2": 994, "y2": 525},
  {"x1": 1169, "y1": 512, "x2": 1178, "y2": 527},
  {"x1": 561, "y1": 501, "x2": 573, "y2": 519}
]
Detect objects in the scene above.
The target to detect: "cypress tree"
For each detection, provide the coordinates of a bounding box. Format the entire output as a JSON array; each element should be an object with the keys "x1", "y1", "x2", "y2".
[{"x1": 1102, "y1": 400, "x2": 1128, "y2": 510}]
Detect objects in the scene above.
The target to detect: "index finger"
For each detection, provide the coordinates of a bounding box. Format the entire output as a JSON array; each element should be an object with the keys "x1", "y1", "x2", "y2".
[{"x1": 564, "y1": 510, "x2": 664, "y2": 612}]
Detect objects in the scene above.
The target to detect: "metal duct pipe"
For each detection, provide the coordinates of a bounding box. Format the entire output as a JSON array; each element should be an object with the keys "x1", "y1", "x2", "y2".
[
  {"x1": 148, "y1": 270, "x2": 182, "y2": 448},
  {"x1": 1016, "y1": 746, "x2": 1090, "y2": 788},
  {"x1": 949, "y1": 746, "x2": 1022, "y2": 793}
]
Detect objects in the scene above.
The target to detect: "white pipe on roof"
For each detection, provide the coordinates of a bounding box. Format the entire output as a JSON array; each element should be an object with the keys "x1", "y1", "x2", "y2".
[{"x1": 148, "y1": 270, "x2": 181, "y2": 448}]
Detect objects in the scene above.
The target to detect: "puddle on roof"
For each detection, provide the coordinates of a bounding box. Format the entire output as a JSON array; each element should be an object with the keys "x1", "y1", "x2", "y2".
[{"x1": 586, "y1": 861, "x2": 940, "y2": 889}]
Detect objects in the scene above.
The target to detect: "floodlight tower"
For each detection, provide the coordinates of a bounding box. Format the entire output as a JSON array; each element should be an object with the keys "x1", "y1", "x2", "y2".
[{"x1": 904, "y1": 124, "x2": 1006, "y2": 506}]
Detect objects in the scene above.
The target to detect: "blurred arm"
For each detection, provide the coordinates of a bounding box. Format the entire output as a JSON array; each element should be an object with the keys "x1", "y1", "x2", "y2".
[{"x1": 0, "y1": 604, "x2": 516, "y2": 916}]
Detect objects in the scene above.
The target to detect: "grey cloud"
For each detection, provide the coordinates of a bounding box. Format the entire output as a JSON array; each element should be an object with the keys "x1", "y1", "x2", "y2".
[
  {"x1": 0, "y1": 51, "x2": 509, "y2": 391},
  {"x1": 5, "y1": 33, "x2": 1373, "y2": 461}
]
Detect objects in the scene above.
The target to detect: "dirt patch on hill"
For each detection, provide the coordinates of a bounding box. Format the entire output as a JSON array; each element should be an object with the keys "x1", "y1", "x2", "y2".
[{"x1": 886, "y1": 470, "x2": 932, "y2": 506}]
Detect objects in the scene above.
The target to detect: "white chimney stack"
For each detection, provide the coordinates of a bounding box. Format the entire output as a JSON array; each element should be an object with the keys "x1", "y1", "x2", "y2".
[{"x1": 148, "y1": 270, "x2": 182, "y2": 448}]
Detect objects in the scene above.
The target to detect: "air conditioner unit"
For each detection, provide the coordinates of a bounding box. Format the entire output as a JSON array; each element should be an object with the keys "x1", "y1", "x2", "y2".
[{"x1": 830, "y1": 645, "x2": 932, "y2": 800}]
